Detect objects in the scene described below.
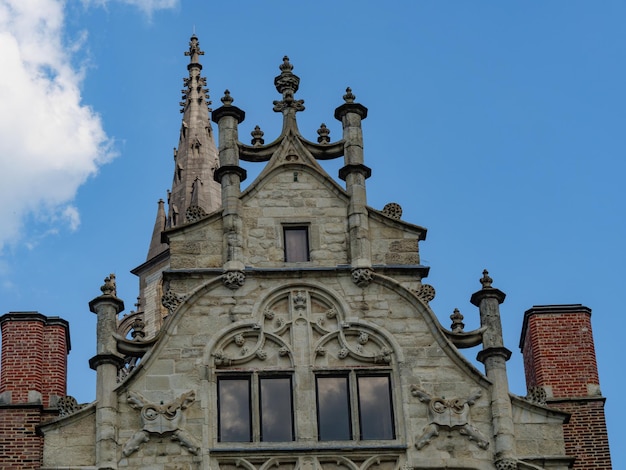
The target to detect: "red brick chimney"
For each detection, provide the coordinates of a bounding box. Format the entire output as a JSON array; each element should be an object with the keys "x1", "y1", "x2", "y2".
[
  {"x1": 0, "y1": 311, "x2": 71, "y2": 470},
  {"x1": 520, "y1": 304, "x2": 611, "y2": 469}
]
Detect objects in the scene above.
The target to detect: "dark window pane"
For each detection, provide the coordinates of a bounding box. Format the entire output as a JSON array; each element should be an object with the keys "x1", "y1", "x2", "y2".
[
  {"x1": 357, "y1": 375, "x2": 394, "y2": 440},
  {"x1": 317, "y1": 376, "x2": 351, "y2": 440},
  {"x1": 284, "y1": 227, "x2": 309, "y2": 262},
  {"x1": 260, "y1": 377, "x2": 294, "y2": 441},
  {"x1": 218, "y1": 378, "x2": 251, "y2": 442}
]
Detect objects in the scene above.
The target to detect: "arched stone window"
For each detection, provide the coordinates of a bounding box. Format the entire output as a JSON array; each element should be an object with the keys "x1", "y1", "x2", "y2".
[{"x1": 211, "y1": 284, "x2": 398, "y2": 444}]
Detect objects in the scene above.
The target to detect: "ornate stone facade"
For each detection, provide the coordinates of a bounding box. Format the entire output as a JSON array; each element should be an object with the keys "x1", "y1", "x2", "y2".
[{"x1": 0, "y1": 35, "x2": 611, "y2": 470}]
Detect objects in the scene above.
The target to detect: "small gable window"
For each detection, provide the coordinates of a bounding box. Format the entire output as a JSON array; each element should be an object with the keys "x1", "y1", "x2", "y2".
[{"x1": 284, "y1": 226, "x2": 310, "y2": 262}]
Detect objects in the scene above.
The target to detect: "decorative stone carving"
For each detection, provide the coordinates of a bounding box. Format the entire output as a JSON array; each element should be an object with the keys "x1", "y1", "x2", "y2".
[
  {"x1": 382, "y1": 202, "x2": 403, "y2": 220},
  {"x1": 251, "y1": 125, "x2": 265, "y2": 146},
  {"x1": 411, "y1": 386, "x2": 488, "y2": 450},
  {"x1": 495, "y1": 458, "x2": 518, "y2": 470},
  {"x1": 414, "y1": 283, "x2": 436, "y2": 303},
  {"x1": 450, "y1": 308, "x2": 465, "y2": 332},
  {"x1": 216, "y1": 454, "x2": 399, "y2": 470},
  {"x1": 358, "y1": 332, "x2": 369, "y2": 344},
  {"x1": 184, "y1": 204, "x2": 207, "y2": 223},
  {"x1": 292, "y1": 290, "x2": 307, "y2": 311},
  {"x1": 57, "y1": 395, "x2": 82, "y2": 417},
  {"x1": 526, "y1": 386, "x2": 547, "y2": 406},
  {"x1": 374, "y1": 347, "x2": 393, "y2": 364},
  {"x1": 222, "y1": 270, "x2": 245, "y2": 289},
  {"x1": 317, "y1": 123, "x2": 330, "y2": 143},
  {"x1": 161, "y1": 290, "x2": 184, "y2": 314},
  {"x1": 352, "y1": 267, "x2": 374, "y2": 287},
  {"x1": 100, "y1": 273, "x2": 117, "y2": 296},
  {"x1": 118, "y1": 356, "x2": 140, "y2": 383},
  {"x1": 213, "y1": 351, "x2": 232, "y2": 367},
  {"x1": 272, "y1": 56, "x2": 305, "y2": 113},
  {"x1": 212, "y1": 286, "x2": 395, "y2": 369},
  {"x1": 123, "y1": 390, "x2": 200, "y2": 457}
]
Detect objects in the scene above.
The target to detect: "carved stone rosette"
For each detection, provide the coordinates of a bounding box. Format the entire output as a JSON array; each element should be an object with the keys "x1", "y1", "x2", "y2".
[
  {"x1": 495, "y1": 458, "x2": 518, "y2": 470},
  {"x1": 57, "y1": 395, "x2": 82, "y2": 417},
  {"x1": 382, "y1": 202, "x2": 403, "y2": 220},
  {"x1": 352, "y1": 268, "x2": 374, "y2": 288},
  {"x1": 525, "y1": 386, "x2": 547, "y2": 405},
  {"x1": 414, "y1": 283, "x2": 436, "y2": 303},
  {"x1": 161, "y1": 290, "x2": 184, "y2": 314},
  {"x1": 185, "y1": 205, "x2": 207, "y2": 223},
  {"x1": 222, "y1": 270, "x2": 245, "y2": 289}
]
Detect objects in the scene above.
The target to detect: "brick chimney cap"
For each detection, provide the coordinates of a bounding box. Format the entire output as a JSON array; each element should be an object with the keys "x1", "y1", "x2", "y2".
[
  {"x1": 0, "y1": 311, "x2": 71, "y2": 351},
  {"x1": 519, "y1": 304, "x2": 591, "y2": 350}
]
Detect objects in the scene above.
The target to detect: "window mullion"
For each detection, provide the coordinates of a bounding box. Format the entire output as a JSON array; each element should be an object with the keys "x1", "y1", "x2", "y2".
[
  {"x1": 349, "y1": 371, "x2": 359, "y2": 441},
  {"x1": 251, "y1": 371, "x2": 261, "y2": 442}
]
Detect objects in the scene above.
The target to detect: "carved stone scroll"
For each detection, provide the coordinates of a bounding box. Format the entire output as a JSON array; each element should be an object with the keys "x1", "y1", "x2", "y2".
[
  {"x1": 122, "y1": 390, "x2": 200, "y2": 457},
  {"x1": 411, "y1": 386, "x2": 488, "y2": 450}
]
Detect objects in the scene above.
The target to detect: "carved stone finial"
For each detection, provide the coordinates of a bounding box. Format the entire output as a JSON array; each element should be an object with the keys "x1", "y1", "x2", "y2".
[
  {"x1": 221, "y1": 89, "x2": 234, "y2": 106},
  {"x1": 317, "y1": 123, "x2": 330, "y2": 143},
  {"x1": 251, "y1": 125, "x2": 265, "y2": 146},
  {"x1": 184, "y1": 34, "x2": 204, "y2": 64},
  {"x1": 343, "y1": 87, "x2": 356, "y2": 103},
  {"x1": 130, "y1": 317, "x2": 145, "y2": 340},
  {"x1": 480, "y1": 269, "x2": 493, "y2": 289},
  {"x1": 450, "y1": 308, "x2": 465, "y2": 333},
  {"x1": 100, "y1": 274, "x2": 117, "y2": 296},
  {"x1": 273, "y1": 56, "x2": 304, "y2": 113}
]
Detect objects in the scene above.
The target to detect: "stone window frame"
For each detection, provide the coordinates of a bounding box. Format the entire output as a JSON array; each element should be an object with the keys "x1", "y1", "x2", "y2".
[
  {"x1": 217, "y1": 371, "x2": 295, "y2": 443},
  {"x1": 315, "y1": 369, "x2": 396, "y2": 442},
  {"x1": 282, "y1": 223, "x2": 311, "y2": 262},
  {"x1": 208, "y1": 283, "x2": 406, "y2": 448}
]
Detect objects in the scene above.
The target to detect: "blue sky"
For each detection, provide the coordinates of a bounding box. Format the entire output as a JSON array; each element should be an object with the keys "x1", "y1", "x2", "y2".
[{"x1": 0, "y1": 0, "x2": 624, "y2": 466}]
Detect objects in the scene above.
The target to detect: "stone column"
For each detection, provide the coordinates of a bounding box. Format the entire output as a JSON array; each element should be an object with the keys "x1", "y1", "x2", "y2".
[
  {"x1": 212, "y1": 91, "x2": 247, "y2": 286},
  {"x1": 470, "y1": 270, "x2": 516, "y2": 469},
  {"x1": 335, "y1": 88, "x2": 373, "y2": 278},
  {"x1": 88, "y1": 275, "x2": 125, "y2": 470}
]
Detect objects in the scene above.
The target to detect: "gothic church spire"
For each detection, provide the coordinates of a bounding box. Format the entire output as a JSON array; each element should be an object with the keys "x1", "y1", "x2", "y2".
[{"x1": 167, "y1": 34, "x2": 221, "y2": 228}]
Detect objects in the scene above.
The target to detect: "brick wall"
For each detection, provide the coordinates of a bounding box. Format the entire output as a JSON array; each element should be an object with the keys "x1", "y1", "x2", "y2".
[
  {"x1": 0, "y1": 312, "x2": 70, "y2": 470},
  {"x1": 520, "y1": 304, "x2": 612, "y2": 469}
]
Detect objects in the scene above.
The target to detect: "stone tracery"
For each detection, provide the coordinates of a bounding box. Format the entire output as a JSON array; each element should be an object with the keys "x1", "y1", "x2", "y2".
[{"x1": 211, "y1": 286, "x2": 395, "y2": 369}]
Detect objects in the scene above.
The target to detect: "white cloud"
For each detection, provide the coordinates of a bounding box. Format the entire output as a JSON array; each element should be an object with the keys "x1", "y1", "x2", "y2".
[
  {"x1": 82, "y1": 0, "x2": 178, "y2": 15},
  {"x1": 0, "y1": 0, "x2": 115, "y2": 253}
]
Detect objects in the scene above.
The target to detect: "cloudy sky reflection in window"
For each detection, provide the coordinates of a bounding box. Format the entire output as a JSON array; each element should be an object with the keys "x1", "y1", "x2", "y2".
[
  {"x1": 317, "y1": 376, "x2": 351, "y2": 440},
  {"x1": 260, "y1": 377, "x2": 293, "y2": 441},
  {"x1": 218, "y1": 378, "x2": 251, "y2": 442},
  {"x1": 358, "y1": 375, "x2": 394, "y2": 440}
]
